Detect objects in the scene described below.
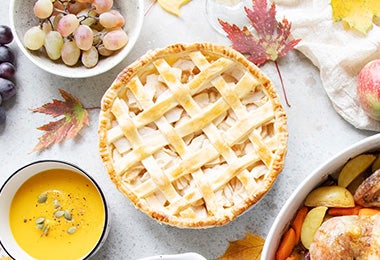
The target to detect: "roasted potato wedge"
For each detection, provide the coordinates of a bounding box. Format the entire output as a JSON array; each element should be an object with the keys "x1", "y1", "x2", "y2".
[
  {"x1": 337, "y1": 154, "x2": 376, "y2": 188},
  {"x1": 300, "y1": 206, "x2": 327, "y2": 249},
  {"x1": 372, "y1": 154, "x2": 380, "y2": 172},
  {"x1": 304, "y1": 186, "x2": 355, "y2": 208}
]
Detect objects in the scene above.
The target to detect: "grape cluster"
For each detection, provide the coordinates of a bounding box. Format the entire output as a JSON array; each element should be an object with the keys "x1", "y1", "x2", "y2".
[
  {"x1": 24, "y1": 0, "x2": 128, "y2": 68},
  {"x1": 0, "y1": 25, "x2": 16, "y2": 125}
]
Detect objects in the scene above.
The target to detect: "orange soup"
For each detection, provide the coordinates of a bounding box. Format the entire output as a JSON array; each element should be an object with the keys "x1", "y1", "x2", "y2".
[{"x1": 9, "y1": 169, "x2": 106, "y2": 260}]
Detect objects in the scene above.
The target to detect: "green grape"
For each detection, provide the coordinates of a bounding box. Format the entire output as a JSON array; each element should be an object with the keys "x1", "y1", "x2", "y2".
[
  {"x1": 23, "y1": 26, "x2": 46, "y2": 51},
  {"x1": 57, "y1": 14, "x2": 79, "y2": 37},
  {"x1": 74, "y1": 24, "x2": 93, "y2": 51},
  {"x1": 33, "y1": 0, "x2": 53, "y2": 19},
  {"x1": 81, "y1": 46, "x2": 99, "y2": 68},
  {"x1": 44, "y1": 31, "x2": 64, "y2": 60},
  {"x1": 61, "y1": 40, "x2": 80, "y2": 66},
  {"x1": 103, "y1": 29, "x2": 128, "y2": 51},
  {"x1": 99, "y1": 10, "x2": 125, "y2": 29}
]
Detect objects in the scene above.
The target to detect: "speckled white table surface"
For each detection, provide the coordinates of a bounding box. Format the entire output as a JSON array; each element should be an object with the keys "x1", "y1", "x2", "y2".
[{"x1": 0, "y1": 1, "x2": 375, "y2": 259}]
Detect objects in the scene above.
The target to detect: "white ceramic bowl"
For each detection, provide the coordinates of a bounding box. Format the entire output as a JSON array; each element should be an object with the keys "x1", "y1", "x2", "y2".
[
  {"x1": 9, "y1": 0, "x2": 144, "y2": 78},
  {"x1": 262, "y1": 133, "x2": 380, "y2": 260},
  {"x1": 0, "y1": 160, "x2": 110, "y2": 259}
]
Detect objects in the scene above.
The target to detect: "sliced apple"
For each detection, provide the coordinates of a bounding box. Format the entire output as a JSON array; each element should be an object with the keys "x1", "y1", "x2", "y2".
[
  {"x1": 300, "y1": 206, "x2": 327, "y2": 249},
  {"x1": 304, "y1": 186, "x2": 355, "y2": 208},
  {"x1": 337, "y1": 154, "x2": 376, "y2": 187}
]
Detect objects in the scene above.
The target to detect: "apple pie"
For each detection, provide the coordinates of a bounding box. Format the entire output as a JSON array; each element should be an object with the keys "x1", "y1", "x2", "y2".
[{"x1": 98, "y1": 43, "x2": 288, "y2": 228}]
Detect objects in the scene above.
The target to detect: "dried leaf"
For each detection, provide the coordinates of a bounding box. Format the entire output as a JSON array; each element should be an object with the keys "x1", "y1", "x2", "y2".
[
  {"x1": 30, "y1": 89, "x2": 89, "y2": 152},
  {"x1": 218, "y1": 233, "x2": 264, "y2": 260},
  {"x1": 157, "y1": 0, "x2": 191, "y2": 16},
  {"x1": 219, "y1": 0, "x2": 300, "y2": 107},
  {"x1": 219, "y1": 0, "x2": 301, "y2": 66},
  {"x1": 331, "y1": 0, "x2": 380, "y2": 34}
]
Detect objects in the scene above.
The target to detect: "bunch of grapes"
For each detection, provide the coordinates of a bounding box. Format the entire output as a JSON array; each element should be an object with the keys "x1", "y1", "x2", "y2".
[
  {"x1": 24, "y1": 0, "x2": 128, "y2": 68},
  {"x1": 0, "y1": 25, "x2": 16, "y2": 125}
]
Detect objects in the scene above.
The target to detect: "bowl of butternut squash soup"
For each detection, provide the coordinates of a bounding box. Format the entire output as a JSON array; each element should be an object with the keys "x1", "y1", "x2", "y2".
[{"x1": 0, "y1": 160, "x2": 109, "y2": 260}]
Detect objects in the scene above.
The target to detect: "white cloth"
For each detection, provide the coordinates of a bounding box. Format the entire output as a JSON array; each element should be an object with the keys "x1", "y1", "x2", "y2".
[{"x1": 275, "y1": 0, "x2": 380, "y2": 131}]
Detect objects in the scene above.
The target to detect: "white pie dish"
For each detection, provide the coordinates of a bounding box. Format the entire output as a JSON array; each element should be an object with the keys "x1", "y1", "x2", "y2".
[
  {"x1": 261, "y1": 133, "x2": 380, "y2": 259},
  {"x1": 0, "y1": 160, "x2": 110, "y2": 260},
  {"x1": 9, "y1": 0, "x2": 144, "y2": 78}
]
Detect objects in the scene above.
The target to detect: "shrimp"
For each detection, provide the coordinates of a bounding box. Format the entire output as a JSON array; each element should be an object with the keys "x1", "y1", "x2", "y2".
[{"x1": 309, "y1": 213, "x2": 380, "y2": 260}]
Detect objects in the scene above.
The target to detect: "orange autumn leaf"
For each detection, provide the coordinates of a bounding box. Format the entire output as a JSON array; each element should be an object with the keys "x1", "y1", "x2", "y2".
[
  {"x1": 218, "y1": 233, "x2": 264, "y2": 260},
  {"x1": 331, "y1": 0, "x2": 380, "y2": 34},
  {"x1": 157, "y1": 0, "x2": 191, "y2": 16},
  {"x1": 30, "y1": 88, "x2": 89, "y2": 152}
]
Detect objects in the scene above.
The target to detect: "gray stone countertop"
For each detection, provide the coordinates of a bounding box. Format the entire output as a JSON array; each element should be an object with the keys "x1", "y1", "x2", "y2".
[{"x1": 0, "y1": 0, "x2": 373, "y2": 259}]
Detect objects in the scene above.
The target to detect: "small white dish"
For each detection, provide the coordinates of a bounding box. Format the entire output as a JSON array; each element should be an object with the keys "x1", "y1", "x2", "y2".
[
  {"x1": 9, "y1": 0, "x2": 144, "y2": 78},
  {"x1": 138, "y1": 252, "x2": 206, "y2": 260},
  {"x1": 261, "y1": 133, "x2": 380, "y2": 259},
  {"x1": 0, "y1": 160, "x2": 110, "y2": 259}
]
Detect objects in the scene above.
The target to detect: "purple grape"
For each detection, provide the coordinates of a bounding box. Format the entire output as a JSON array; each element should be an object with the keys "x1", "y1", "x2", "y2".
[
  {"x1": 0, "y1": 78, "x2": 16, "y2": 101},
  {"x1": 0, "y1": 93, "x2": 2, "y2": 105},
  {"x1": 0, "y1": 25, "x2": 13, "y2": 45},
  {"x1": 0, "y1": 106, "x2": 5, "y2": 124},
  {"x1": 0, "y1": 45, "x2": 15, "y2": 64},
  {"x1": 0, "y1": 62, "x2": 15, "y2": 79}
]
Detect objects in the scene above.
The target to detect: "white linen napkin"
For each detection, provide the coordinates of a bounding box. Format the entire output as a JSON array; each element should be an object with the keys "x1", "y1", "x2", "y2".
[{"x1": 275, "y1": 0, "x2": 380, "y2": 131}]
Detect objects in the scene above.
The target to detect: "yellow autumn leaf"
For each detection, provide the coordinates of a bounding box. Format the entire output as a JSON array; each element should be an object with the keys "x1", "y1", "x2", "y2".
[
  {"x1": 157, "y1": 0, "x2": 191, "y2": 16},
  {"x1": 218, "y1": 233, "x2": 264, "y2": 260},
  {"x1": 331, "y1": 0, "x2": 380, "y2": 34}
]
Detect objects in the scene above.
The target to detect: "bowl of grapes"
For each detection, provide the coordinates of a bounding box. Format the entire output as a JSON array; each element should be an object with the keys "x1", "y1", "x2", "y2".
[{"x1": 9, "y1": 0, "x2": 144, "y2": 78}]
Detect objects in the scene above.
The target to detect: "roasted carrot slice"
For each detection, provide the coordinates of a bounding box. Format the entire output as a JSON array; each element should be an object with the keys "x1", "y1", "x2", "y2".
[
  {"x1": 291, "y1": 206, "x2": 309, "y2": 243},
  {"x1": 358, "y1": 208, "x2": 380, "y2": 216},
  {"x1": 276, "y1": 227, "x2": 297, "y2": 260},
  {"x1": 327, "y1": 205, "x2": 362, "y2": 216}
]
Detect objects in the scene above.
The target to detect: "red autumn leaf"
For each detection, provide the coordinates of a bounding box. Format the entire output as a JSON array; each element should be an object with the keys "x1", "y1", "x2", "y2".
[
  {"x1": 219, "y1": 0, "x2": 301, "y2": 106},
  {"x1": 30, "y1": 88, "x2": 89, "y2": 152}
]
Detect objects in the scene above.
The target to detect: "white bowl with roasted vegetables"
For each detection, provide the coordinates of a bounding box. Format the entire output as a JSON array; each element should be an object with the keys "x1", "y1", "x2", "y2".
[
  {"x1": 9, "y1": 0, "x2": 144, "y2": 78},
  {"x1": 262, "y1": 133, "x2": 380, "y2": 260}
]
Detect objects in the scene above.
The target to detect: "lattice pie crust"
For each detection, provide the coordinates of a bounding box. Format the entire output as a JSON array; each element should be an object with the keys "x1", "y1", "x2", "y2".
[{"x1": 98, "y1": 43, "x2": 288, "y2": 228}]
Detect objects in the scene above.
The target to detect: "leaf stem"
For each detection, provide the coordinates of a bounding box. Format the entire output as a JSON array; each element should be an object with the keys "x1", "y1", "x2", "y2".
[
  {"x1": 84, "y1": 106, "x2": 101, "y2": 111},
  {"x1": 145, "y1": 0, "x2": 157, "y2": 16},
  {"x1": 274, "y1": 60, "x2": 291, "y2": 107}
]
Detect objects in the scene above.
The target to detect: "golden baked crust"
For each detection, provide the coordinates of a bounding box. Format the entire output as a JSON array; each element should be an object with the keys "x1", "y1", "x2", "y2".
[{"x1": 98, "y1": 42, "x2": 288, "y2": 228}]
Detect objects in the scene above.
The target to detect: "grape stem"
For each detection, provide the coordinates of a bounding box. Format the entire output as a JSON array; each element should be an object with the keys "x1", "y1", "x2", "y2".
[{"x1": 53, "y1": 8, "x2": 67, "y2": 15}]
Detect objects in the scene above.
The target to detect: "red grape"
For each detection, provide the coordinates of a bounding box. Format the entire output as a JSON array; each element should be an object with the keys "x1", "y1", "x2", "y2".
[
  {"x1": 0, "y1": 45, "x2": 15, "y2": 64},
  {"x1": 0, "y1": 78, "x2": 16, "y2": 101},
  {"x1": 0, "y1": 62, "x2": 15, "y2": 79},
  {"x1": 0, "y1": 24, "x2": 16, "y2": 126},
  {"x1": 0, "y1": 106, "x2": 6, "y2": 125},
  {"x1": 0, "y1": 25, "x2": 13, "y2": 45}
]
